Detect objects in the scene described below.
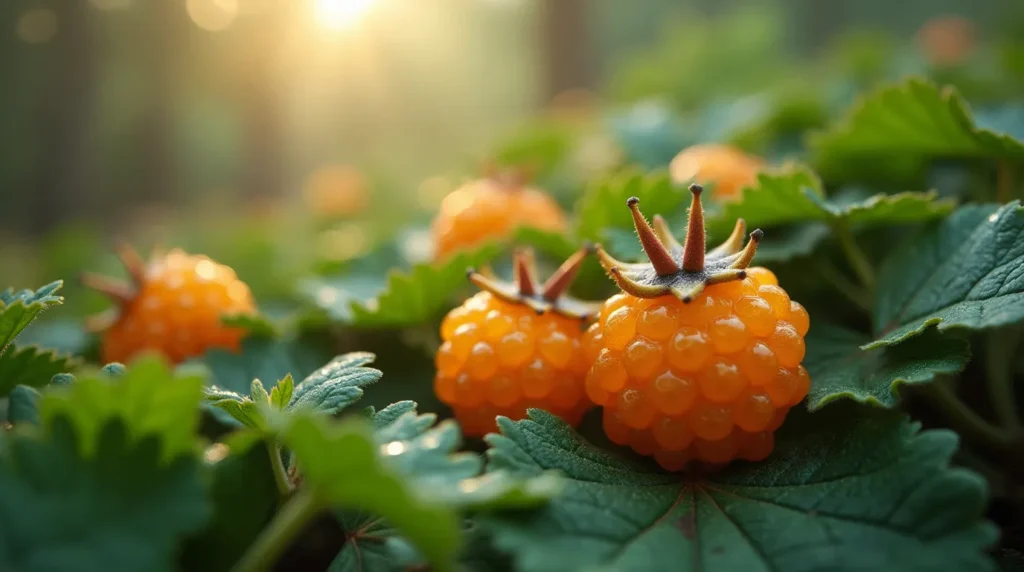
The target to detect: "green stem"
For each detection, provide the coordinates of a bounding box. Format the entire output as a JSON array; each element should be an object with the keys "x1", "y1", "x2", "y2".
[
  {"x1": 818, "y1": 261, "x2": 872, "y2": 314},
  {"x1": 986, "y1": 328, "x2": 1023, "y2": 430},
  {"x1": 832, "y1": 223, "x2": 875, "y2": 291},
  {"x1": 997, "y1": 161, "x2": 1013, "y2": 204},
  {"x1": 921, "y1": 380, "x2": 1018, "y2": 449},
  {"x1": 266, "y1": 442, "x2": 292, "y2": 502},
  {"x1": 234, "y1": 488, "x2": 320, "y2": 572}
]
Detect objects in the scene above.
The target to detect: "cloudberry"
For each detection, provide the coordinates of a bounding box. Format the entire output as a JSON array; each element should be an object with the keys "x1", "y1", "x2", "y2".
[
  {"x1": 431, "y1": 168, "x2": 567, "y2": 261},
  {"x1": 669, "y1": 144, "x2": 764, "y2": 201},
  {"x1": 435, "y1": 247, "x2": 597, "y2": 436},
  {"x1": 589, "y1": 185, "x2": 810, "y2": 471},
  {"x1": 83, "y1": 245, "x2": 256, "y2": 365}
]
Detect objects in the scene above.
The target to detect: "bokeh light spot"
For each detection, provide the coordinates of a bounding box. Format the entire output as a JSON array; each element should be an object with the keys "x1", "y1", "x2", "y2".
[
  {"x1": 187, "y1": 0, "x2": 238, "y2": 32},
  {"x1": 16, "y1": 9, "x2": 57, "y2": 45}
]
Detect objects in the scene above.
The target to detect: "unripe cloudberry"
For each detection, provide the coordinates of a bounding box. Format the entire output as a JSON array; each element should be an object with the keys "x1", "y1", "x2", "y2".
[
  {"x1": 669, "y1": 144, "x2": 764, "y2": 201},
  {"x1": 587, "y1": 185, "x2": 810, "y2": 471},
  {"x1": 82, "y1": 245, "x2": 256, "y2": 365},
  {"x1": 431, "y1": 168, "x2": 567, "y2": 261},
  {"x1": 434, "y1": 247, "x2": 597, "y2": 436}
]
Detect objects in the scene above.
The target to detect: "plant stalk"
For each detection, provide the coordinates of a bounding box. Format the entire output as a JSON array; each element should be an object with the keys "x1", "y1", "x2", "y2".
[
  {"x1": 986, "y1": 328, "x2": 1022, "y2": 430},
  {"x1": 832, "y1": 223, "x2": 875, "y2": 291},
  {"x1": 818, "y1": 261, "x2": 872, "y2": 314},
  {"x1": 266, "y1": 442, "x2": 293, "y2": 503},
  {"x1": 233, "y1": 488, "x2": 320, "y2": 572},
  {"x1": 921, "y1": 380, "x2": 1018, "y2": 449}
]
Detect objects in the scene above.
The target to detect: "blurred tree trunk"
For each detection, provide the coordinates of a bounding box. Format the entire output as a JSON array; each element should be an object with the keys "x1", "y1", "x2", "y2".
[
  {"x1": 542, "y1": 0, "x2": 593, "y2": 100},
  {"x1": 31, "y1": 0, "x2": 95, "y2": 234},
  {"x1": 138, "y1": 0, "x2": 181, "y2": 206},
  {"x1": 239, "y1": 8, "x2": 287, "y2": 202}
]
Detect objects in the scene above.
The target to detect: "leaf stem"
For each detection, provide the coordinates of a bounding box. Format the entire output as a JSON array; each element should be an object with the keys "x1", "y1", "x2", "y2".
[
  {"x1": 986, "y1": 328, "x2": 1022, "y2": 431},
  {"x1": 920, "y1": 379, "x2": 1018, "y2": 449},
  {"x1": 234, "y1": 488, "x2": 320, "y2": 572},
  {"x1": 266, "y1": 442, "x2": 292, "y2": 503},
  {"x1": 832, "y1": 223, "x2": 875, "y2": 291},
  {"x1": 818, "y1": 261, "x2": 872, "y2": 314}
]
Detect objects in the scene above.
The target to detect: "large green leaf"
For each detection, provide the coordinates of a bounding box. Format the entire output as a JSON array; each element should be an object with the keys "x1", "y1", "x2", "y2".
[
  {"x1": 327, "y1": 401, "x2": 559, "y2": 572},
  {"x1": 305, "y1": 244, "x2": 502, "y2": 327},
  {"x1": 41, "y1": 356, "x2": 205, "y2": 463},
  {"x1": 195, "y1": 335, "x2": 335, "y2": 396},
  {"x1": 869, "y1": 202, "x2": 1024, "y2": 348},
  {"x1": 575, "y1": 170, "x2": 686, "y2": 242},
  {"x1": 705, "y1": 169, "x2": 955, "y2": 238},
  {"x1": 810, "y1": 78, "x2": 1024, "y2": 163},
  {"x1": 804, "y1": 323, "x2": 970, "y2": 410},
  {"x1": 0, "y1": 280, "x2": 63, "y2": 356},
  {"x1": 0, "y1": 345, "x2": 75, "y2": 398},
  {"x1": 480, "y1": 407, "x2": 995, "y2": 572},
  {"x1": 0, "y1": 417, "x2": 209, "y2": 572}
]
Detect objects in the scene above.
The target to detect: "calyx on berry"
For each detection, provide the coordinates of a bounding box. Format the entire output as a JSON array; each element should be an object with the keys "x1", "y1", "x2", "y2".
[
  {"x1": 80, "y1": 242, "x2": 152, "y2": 331},
  {"x1": 595, "y1": 183, "x2": 763, "y2": 303},
  {"x1": 467, "y1": 245, "x2": 599, "y2": 319}
]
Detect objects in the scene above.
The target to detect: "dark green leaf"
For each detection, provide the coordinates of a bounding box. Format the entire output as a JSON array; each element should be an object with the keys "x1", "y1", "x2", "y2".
[
  {"x1": 290, "y1": 352, "x2": 382, "y2": 415},
  {"x1": 869, "y1": 202, "x2": 1024, "y2": 348},
  {"x1": 481, "y1": 407, "x2": 995, "y2": 572},
  {"x1": 41, "y1": 356, "x2": 205, "y2": 463},
  {"x1": 805, "y1": 323, "x2": 970, "y2": 409},
  {"x1": 6, "y1": 385, "x2": 41, "y2": 425},
  {"x1": 195, "y1": 335, "x2": 334, "y2": 395},
  {"x1": 810, "y1": 78, "x2": 1024, "y2": 163},
  {"x1": 0, "y1": 417, "x2": 209, "y2": 572},
  {"x1": 0, "y1": 345, "x2": 75, "y2": 397},
  {"x1": 575, "y1": 170, "x2": 686, "y2": 242},
  {"x1": 0, "y1": 281, "x2": 63, "y2": 356}
]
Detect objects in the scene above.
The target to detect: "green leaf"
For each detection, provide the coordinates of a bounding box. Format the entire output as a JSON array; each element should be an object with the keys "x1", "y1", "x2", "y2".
[
  {"x1": 221, "y1": 312, "x2": 279, "y2": 338},
  {"x1": 305, "y1": 244, "x2": 502, "y2": 327},
  {"x1": 705, "y1": 169, "x2": 955, "y2": 238},
  {"x1": 512, "y1": 226, "x2": 578, "y2": 260},
  {"x1": 41, "y1": 356, "x2": 205, "y2": 463},
  {"x1": 810, "y1": 78, "x2": 1024, "y2": 163},
  {"x1": 289, "y1": 352, "x2": 382, "y2": 415},
  {"x1": 0, "y1": 280, "x2": 63, "y2": 355},
  {"x1": 0, "y1": 417, "x2": 209, "y2": 572},
  {"x1": 181, "y1": 444, "x2": 278, "y2": 572},
  {"x1": 324, "y1": 401, "x2": 558, "y2": 572},
  {"x1": 281, "y1": 412, "x2": 461, "y2": 572},
  {"x1": 480, "y1": 406, "x2": 996, "y2": 572},
  {"x1": 6, "y1": 385, "x2": 41, "y2": 425},
  {"x1": 195, "y1": 335, "x2": 334, "y2": 395},
  {"x1": 0, "y1": 344, "x2": 75, "y2": 397},
  {"x1": 270, "y1": 373, "x2": 294, "y2": 409},
  {"x1": 869, "y1": 202, "x2": 1024, "y2": 348},
  {"x1": 804, "y1": 323, "x2": 971, "y2": 410},
  {"x1": 575, "y1": 170, "x2": 686, "y2": 242}
]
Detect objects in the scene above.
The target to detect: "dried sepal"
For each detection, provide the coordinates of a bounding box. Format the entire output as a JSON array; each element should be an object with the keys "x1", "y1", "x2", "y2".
[
  {"x1": 595, "y1": 184, "x2": 763, "y2": 303},
  {"x1": 81, "y1": 243, "x2": 150, "y2": 330},
  {"x1": 468, "y1": 245, "x2": 600, "y2": 319}
]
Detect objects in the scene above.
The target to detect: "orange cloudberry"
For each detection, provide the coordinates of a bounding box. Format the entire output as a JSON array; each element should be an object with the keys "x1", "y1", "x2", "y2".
[
  {"x1": 435, "y1": 246, "x2": 597, "y2": 437},
  {"x1": 669, "y1": 144, "x2": 764, "y2": 201},
  {"x1": 431, "y1": 168, "x2": 567, "y2": 261},
  {"x1": 82, "y1": 245, "x2": 256, "y2": 365},
  {"x1": 588, "y1": 185, "x2": 810, "y2": 471}
]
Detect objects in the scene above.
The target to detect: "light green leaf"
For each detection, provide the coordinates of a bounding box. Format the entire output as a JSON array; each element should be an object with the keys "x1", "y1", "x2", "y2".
[
  {"x1": 810, "y1": 78, "x2": 1024, "y2": 163},
  {"x1": 0, "y1": 345, "x2": 76, "y2": 397},
  {"x1": 41, "y1": 356, "x2": 205, "y2": 463},
  {"x1": 181, "y1": 444, "x2": 278, "y2": 572},
  {"x1": 0, "y1": 417, "x2": 209, "y2": 572},
  {"x1": 869, "y1": 202, "x2": 1024, "y2": 348},
  {"x1": 804, "y1": 323, "x2": 970, "y2": 410},
  {"x1": 481, "y1": 407, "x2": 996, "y2": 572},
  {"x1": 512, "y1": 226, "x2": 578, "y2": 260},
  {"x1": 270, "y1": 374, "x2": 294, "y2": 409},
  {"x1": 305, "y1": 244, "x2": 502, "y2": 327},
  {"x1": 0, "y1": 280, "x2": 63, "y2": 356},
  {"x1": 221, "y1": 312, "x2": 279, "y2": 338},
  {"x1": 575, "y1": 170, "x2": 686, "y2": 242}
]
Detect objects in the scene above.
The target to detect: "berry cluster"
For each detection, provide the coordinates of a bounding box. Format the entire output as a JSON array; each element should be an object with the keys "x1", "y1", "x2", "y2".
[
  {"x1": 431, "y1": 171, "x2": 566, "y2": 260},
  {"x1": 433, "y1": 248, "x2": 594, "y2": 436},
  {"x1": 583, "y1": 269, "x2": 809, "y2": 471},
  {"x1": 84, "y1": 246, "x2": 255, "y2": 365}
]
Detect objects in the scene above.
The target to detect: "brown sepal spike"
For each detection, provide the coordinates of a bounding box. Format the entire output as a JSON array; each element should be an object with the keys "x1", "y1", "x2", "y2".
[
  {"x1": 595, "y1": 188, "x2": 763, "y2": 303},
  {"x1": 81, "y1": 242, "x2": 151, "y2": 332},
  {"x1": 467, "y1": 245, "x2": 600, "y2": 319}
]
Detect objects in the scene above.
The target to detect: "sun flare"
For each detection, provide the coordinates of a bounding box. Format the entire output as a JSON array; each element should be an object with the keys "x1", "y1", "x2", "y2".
[{"x1": 314, "y1": 0, "x2": 376, "y2": 31}]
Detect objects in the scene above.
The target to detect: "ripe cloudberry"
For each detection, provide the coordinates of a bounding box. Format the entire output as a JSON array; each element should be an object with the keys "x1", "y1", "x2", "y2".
[
  {"x1": 431, "y1": 168, "x2": 567, "y2": 261},
  {"x1": 669, "y1": 144, "x2": 764, "y2": 201},
  {"x1": 82, "y1": 245, "x2": 256, "y2": 365},
  {"x1": 303, "y1": 165, "x2": 370, "y2": 218},
  {"x1": 588, "y1": 185, "x2": 810, "y2": 471},
  {"x1": 434, "y1": 247, "x2": 597, "y2": 436}
]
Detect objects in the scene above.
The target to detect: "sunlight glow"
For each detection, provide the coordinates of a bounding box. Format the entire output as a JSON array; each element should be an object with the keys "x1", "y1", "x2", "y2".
[
  {"x1": 187, "y1": 0, "x2": 238, "y2": 32},
  {"x1": 315, "y1": 0, "x2": 376, "y2": 31}
]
